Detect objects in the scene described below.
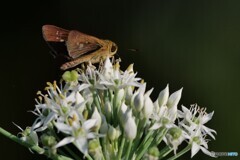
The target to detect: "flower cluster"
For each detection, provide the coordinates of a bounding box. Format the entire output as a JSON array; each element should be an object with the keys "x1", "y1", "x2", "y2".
[{"x1": 18, "y1": 58, "x2": 216, "y2": 160}]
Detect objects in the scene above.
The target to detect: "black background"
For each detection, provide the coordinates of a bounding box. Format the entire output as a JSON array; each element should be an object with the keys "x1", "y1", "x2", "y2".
[{"x1": 0, "y1": 0, "x2": 239, "y2": 159}]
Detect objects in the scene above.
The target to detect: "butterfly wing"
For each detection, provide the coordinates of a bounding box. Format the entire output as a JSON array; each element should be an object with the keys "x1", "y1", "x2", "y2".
[
  {"x1": 42, "y1": 25, "x2": 69, "y2": 42},
  {"x1": 66, "y1": 30, "x2": 102, "y2": 59}
]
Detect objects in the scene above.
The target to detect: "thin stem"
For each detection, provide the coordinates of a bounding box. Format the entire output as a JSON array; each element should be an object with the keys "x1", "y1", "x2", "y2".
[
  {"x1": 0, "y1": 127, "x2": 73, "y2": 160},
  {"x1": 0, "y1": 127, "x2": 44, "y2": 154},
  {"x1": 125, "y1": 140, "x2": 133, "y2": 160},
  {"x1": 159, "y1": 146, "x2": 173, "y2": 160},
  {"x1": 118, "y1": 136, "x2": 126, "y2": 160},
  {"x1": 101, "y1": 137, "x2": 108, "y2": 160},
  {"x1": 167, "y1": 144, "x2": 191, "y2": 160},
  {"x1": 93, "y1": 90, "x2": 102, "y2": 112}
]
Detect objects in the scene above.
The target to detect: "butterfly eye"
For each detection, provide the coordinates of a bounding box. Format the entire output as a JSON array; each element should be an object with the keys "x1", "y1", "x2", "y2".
[{"x1": 111, "y1": 43, "x2": 117, "y2": 52}]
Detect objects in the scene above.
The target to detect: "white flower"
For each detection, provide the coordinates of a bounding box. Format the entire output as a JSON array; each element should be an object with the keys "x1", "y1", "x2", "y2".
[
  {"x1": 150, "y1": 87, "x2": 182, "y2": 130},
  {"x1": 14, "y1": 124, "x2": 38, "y2": 146},
  {"x1": 179, "y1": 104, "x2": 216, "y2": 139},
  {"x1": 98, "y1": 59, "x2": 141, "y2": 90},
  {"x1": 189, "y1": 129, "x2": 216, "y2": 158},
  {"x1": 54, "y1": 114, "x2": 97, "y2": 155},
  {"x1": 78, "y1": 65, "x2": 106, "y2": 90}
]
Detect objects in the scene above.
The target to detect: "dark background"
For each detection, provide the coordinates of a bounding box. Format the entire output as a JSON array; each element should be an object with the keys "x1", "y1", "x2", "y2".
[{"x1": 0, "y1": 0, "x2": 239, "y2": 159}]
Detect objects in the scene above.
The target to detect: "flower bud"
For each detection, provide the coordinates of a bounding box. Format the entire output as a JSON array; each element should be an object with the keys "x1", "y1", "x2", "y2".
[
  {"x1": 100, "y1": 115, "x2": 108, "y2": 134},
  {"x1": 88, "y1": 139, "x2": 103, "y2": 159},
  {"x1": 143, "y1": 95, "x2": 154, "y2": 119},
  {"x1": 144, "y1": 146, "x2": 160, "y2": 160},
  {"x1": 158, "y1": 84, "x2": 169, "y2": 107},
  {"x1": 21, "y1": 127, "x2": 38, "y2": 145},
  {"x1": 123, "y1": 110, "x2": 137, "y2": 140},
  {"x1": 40, "y1": 134, "x2": 57, "y2": 147},
  {"x1": 104, "y1": 100, "x2": 112, "y2": 121},
  {"x1": 133, "y1": 92, "x2": 144, "y2": 111},
  {"x1": 62, "y1": 70, "x2": 79, "y2": 82},
  {"x1": 108, "y1": 125, "x2": 121, "y2": 141},
  {"x1": 165, "y1": 127, "x2": 185, "y2": 154},
  {"x1": 125, "y1": 86, "x2": 133, "y2": 105},
  {"x1": 115, "y1": 88, "x2": 125, "y2": 107},
  {"x1": 103, "y1": 57, "x2": 113, "y2": 79}
]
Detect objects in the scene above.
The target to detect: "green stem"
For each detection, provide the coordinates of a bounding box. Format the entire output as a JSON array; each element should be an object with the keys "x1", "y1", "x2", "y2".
[
  {"x1": 167, "y1": 144, "x2": 191, "y2": 160},
  {"x1": 85, "y1": 154, "x2": 93, "y2": 160},
  {"x1": 118, "y1": 136, "x2": 126, "y2": 159},
  {"x1": 101, "y1": 137, "x2": 108, "y2": 160},
  {"x1": 0, "y1": 127, "x2": 44, "y2": 154},
  {"x1": 151, "y1": 128, "x2": 168, "y2": 147},
  {"x1": 0, "y1": 127, "x2": 73, "y2": 160},
  {"x1": 159, "y1": 146, "x2": 173, "y2": 159},
  {"x1": 93, "y1": 90, "x2": 102, "y2": 112},
  {"x1": 125, "y1": 140, "x2": 133, "y2": 160},
  {"x1": 113, "y1": 89, "x2": 120, "y2": 126}
]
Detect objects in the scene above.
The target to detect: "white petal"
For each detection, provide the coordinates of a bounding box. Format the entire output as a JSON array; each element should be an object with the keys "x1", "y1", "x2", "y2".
[
  {"x1": 55, "y1": 137, "x2": 75, "y2": 148},
  {"x1": 191, "y1": 142, "x2": 200, "y2": 158},
  {"x1": 43, "y1": 112, "x2": 56, "y2": 127},
  {"x1": 87, "y1": 132, "x2": 97, "y2": 139},
  {"x1": 200, "y1": 146, "x2": 216, "y2": 157},
  {"x1": 83, "y1": 119, "x2": 97, "y2": 130},
  {"x1": 167, "y1": 88, "x2": 183, "y2": 109},
  {"x1": 202, "y1": 126, "x2": 216, "y2": 139},
  {"x1": 120, "y1": 103, "x2": 128, "y2": 115},
  {"x1": 103, "y1": 57, "x2": 113, "y2": 70},
  {"x1": 78, "y1": 83, "x2": 90, "y2": 92},
  {"x1": 202, "y1": 111, "x2": 214, "y2": 124},
  {"x1": 75, "y1": 92, "x2": 85, "y2": 104},
  {"x1": 158, "y1": 84, "x2": 169, "y2": 106},
  {"x1": 91, "y1": 107, "x2": 102, "y2": 130},
  {"x1": 55, "y1": 122, "x2": 72, "y2": 134},
  {"x1": 75, "y1": 137, "x2": 88, "y2": 155},
  {"x1": 145, "y1": 88, "x2": 154, "y2": 97},
  {"x1": 66, "y1": 92, "x2": 75, "y2": 103},
  {"x1": 32, "y1": 118, "x2": 44, "y2": 130},
  {"x1": 150, "y1": 123, "x2": 162, "y2": 130}
]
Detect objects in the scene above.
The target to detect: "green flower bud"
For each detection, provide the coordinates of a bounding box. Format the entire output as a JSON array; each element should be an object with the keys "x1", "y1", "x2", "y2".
[
  {"x1": 62, "y1": 70, "x2": 79, "y2": 82},
  {"x1": 148, "y1": 146, "x2": 160, "y2": 157},
  {"x1": 168, "y1": 127, "x2": 182, "y2": 140},
  {"x1": 40, "y1": 134, "x2": 57, "y2": 147},
  {"x1": 108, "y1": 125, "x2": 121, "y2": 141}
]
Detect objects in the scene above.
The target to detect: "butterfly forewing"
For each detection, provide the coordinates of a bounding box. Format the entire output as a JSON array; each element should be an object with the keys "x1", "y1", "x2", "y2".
[
  {"x1": 42, "y1": 25, "x2": 69, "y2": 42},
  {"x1": 66, "y1": 30, "x2": 102, "y2": 59}
]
